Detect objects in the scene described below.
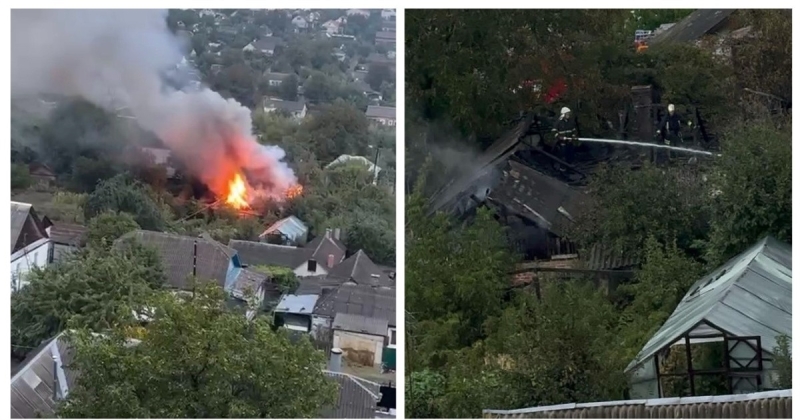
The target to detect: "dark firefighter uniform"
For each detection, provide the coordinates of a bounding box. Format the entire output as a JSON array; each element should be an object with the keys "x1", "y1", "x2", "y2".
[
  {"x1": 553, "y1": 115, "x2": 578, "y2": 163},
  {"x1": 658, "y1": 112, "x2": 681, "y2": 145}
]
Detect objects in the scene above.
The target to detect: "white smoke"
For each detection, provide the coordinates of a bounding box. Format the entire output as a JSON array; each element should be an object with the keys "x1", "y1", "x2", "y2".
[{"x1": 11, "y1": 9, "x2": 297, "y2": 199}]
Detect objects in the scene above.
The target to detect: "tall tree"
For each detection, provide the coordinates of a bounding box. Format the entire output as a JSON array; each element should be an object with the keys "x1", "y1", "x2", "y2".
[
  {"x1": 11, "y1": 244, "x2": 164, "y2": 359},
  {"x1": 58, "y1": 285, "x2": 338, "y2": 418},
  {"x1": 84, "y1": 173, "x2": 166, "y2": 231}
]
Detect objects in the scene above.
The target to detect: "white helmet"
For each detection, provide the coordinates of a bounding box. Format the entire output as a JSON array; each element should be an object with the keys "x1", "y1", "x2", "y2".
[
  {"x1": 667, "y1": 104, "x2": 675, "y2": 113},
  {"x1": 560, "y1": 107, "x2": 571, "y2": 115}
]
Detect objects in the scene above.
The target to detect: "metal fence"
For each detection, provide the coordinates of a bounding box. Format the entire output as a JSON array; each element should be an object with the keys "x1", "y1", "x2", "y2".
[{"x1": 482, "y1": 390, "x2": 791, "y2": 419}]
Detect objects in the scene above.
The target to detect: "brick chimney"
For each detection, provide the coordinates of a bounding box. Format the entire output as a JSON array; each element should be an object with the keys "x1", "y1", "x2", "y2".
[
  {"x1": 333, "y1": 228, "x2": 341, "y2": 240},
  {"x1": 327, "y1": 254, "x2": 335, "y2": 268}
]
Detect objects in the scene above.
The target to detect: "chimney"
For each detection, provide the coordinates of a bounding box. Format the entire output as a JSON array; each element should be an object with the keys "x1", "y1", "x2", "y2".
[
  {"x1": 328, "y1": 348, "x2": 342, "y2": 372},
  {"x1": 333, "y1": 228, "x2": 341, "y2": 240},
  {"x1": 325, "y1": 228, "x2": 332, "y2": 239},
  {"x1": 327, "y1": 254, "x2": 335, "y2": 268}
]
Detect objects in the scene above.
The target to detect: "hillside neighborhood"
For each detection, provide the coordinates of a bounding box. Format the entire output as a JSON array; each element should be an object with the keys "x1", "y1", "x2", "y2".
[
  {"x1": 11, "y1": 8, "x2": 396, "y2": 418},
  {"x1": 406, "y1": 9, "x2": 791, "y2": 418}
]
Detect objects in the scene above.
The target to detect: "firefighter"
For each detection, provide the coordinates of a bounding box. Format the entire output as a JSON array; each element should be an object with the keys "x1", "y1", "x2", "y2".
[
  {"x1": 657, "y1": 104, "x2": 682, "y2": 145},
  {"x1": 552, "y1": 107, "x2": 578, "y2": 164}
]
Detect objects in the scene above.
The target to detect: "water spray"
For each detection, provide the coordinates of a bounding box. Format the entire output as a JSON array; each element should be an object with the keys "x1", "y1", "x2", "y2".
[{"x1": 576, "y1": 137, "x2": 720, "y2": 157}]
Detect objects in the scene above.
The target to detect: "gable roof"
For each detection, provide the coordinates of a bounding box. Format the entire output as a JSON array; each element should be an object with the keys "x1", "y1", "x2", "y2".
[
  {"x1": 116, "y1": 230, "x2": 234, "y2": 291},
  {"x1": 10, "y1": 333, "x2": 76, "y2": 418},
  {"x1": 305, "y1": 234, "x2": 347, "y2": 267},
  {"x1": 333, "y1": 313, "x2": 389, "y2": 337},
  {"x1": 263, "y1": 98, "x2": 306, "y2": 113},
  {"x1": 648, "y1": 9, "x2": 736, "y2": 46},
  {"x1": 252, "y1": 36, "x2": 282, "y2": 51},
  {"x1": 259, "y1": 216, "x2": 308, "y2": 242},
  {"x1": 323, "y1": 371, "x2": 382, "y2": 418},
  {"x1": 313, "y1": 284, "x2": 396, "y2": 325},
  {"x1": 328, "y1": 250, "x2": 394, "y2": 287},
  {"x1": 365, "y1": 105, "x2": 396, "y2": 120},
  {"x1": 228, "y1": 239, "x2": 308, "y2": 269},
  {"x1": 48, "y1": 223, "x2": 87, "y2": 247},
  {"x1": 626, "y1": 236, "x2": 791, "y2": 373},
  {"x1": 11, "y1": 202, "x2": 48, "y2": 254}
]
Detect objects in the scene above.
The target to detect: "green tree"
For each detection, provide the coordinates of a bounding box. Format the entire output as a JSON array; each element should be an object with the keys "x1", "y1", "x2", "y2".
[
  {"x1": 301, "y1": 100, "x2": 371, "y2": 162},
  {"x1": 366, "y1": 63, "x2": 394, "y2": 91},
  {"x1": 10, "y1": 163, "x2": 32, "y2": 190},
  {"x1": 10, "y1": 245, "x2": 164, "y2": 359},
  {"x1": 58, "y1": 285, "x2": 338, "y2": 418},
  {"x1": 705, "y1": 118, "x2": 791, "y2": 264},
  {"x1": 86, "y1": 211, "x2": 141, "y2": 248},
  {"x1": 253, "y1": 265, "x2": 299, "y2": 294},
  {"x1": 573, "y1": 161, "x2": 710, "y2": 259},
  {"x1": 84, "y1": 173, "x2": 166, "y2": 231},
  {"x1": 407, "y1": 369, "x2": 447, "y2": 418},
  {"x1": 616, "y1": 237, "x2": 705, "y2": 362},
  {"x1": 303, "y1": 71, "x2": 339, "y2": 104},
  {"x1": 70, "y1": 156, "x2": 119, "y2": 193},
  {"x1": 279, "y1": 74, "x2": 300, "y2": 101},
  {"x1": 773, "y1": 334, "x2": 791, "y2": 389}
]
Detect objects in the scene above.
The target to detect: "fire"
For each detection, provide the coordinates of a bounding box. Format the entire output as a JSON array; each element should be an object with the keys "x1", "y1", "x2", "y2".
[
  {"x1": 286, "y1": 184, "x2": 303, "y2": 199},
  {"x1": 225, "y1": 173, "x2": 250, "y2": 210}
]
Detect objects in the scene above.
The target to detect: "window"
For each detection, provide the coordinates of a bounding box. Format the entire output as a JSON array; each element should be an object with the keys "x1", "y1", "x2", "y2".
[
  {"x1": 388, "y1": 328, "x2": 397, "y2": 347},
  {"x1": 307, "y1": 259, "x2": 317, "y2": 273}
]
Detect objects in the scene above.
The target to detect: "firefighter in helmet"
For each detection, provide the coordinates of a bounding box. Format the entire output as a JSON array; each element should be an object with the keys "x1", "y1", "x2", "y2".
[
  {"x1": 552, "y1": 106, "x2": 578, "y2": 163},
  {"x1": 657, "y1": 104, "x2": 682, "y2": 145}
]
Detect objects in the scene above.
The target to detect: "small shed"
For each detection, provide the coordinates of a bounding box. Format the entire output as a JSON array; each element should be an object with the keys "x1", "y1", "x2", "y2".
[
  {"x1": 626, "y1": 236, "x2": 791, "y2": 398},
  {"x1": 274, "y1": 294, "x2": 319, "y2": 333},
  {"x1": 259, "y1": 216, "x2": 308, "y2": 246},
  {"x1": 332, "y1": 313, "x2": 389, "y2": 368}
]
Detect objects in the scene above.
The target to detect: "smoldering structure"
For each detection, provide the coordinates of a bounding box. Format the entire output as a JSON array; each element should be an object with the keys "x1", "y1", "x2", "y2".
[{"x1": 10, "y1": 9, "x2": 297, "y2": 203}]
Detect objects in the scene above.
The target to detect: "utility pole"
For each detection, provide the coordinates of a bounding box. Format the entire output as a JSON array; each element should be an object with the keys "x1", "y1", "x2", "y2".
[{"x1": 372, "y1": 143, "x2": 380, "y2": 185}]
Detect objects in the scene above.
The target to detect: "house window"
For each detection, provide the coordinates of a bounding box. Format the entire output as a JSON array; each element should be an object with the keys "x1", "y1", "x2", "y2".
[
  {"x1": 388, "y1": 327, "x2": 397, "y2": 347},
  {"x1": 307, "y1": 259, "x2": 317, "y2": 273}
]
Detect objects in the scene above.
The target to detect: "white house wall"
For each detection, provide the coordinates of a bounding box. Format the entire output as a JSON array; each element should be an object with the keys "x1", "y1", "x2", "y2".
[
  {"x1": 11, "y1": 239, "x2": 51, "y2": 291},
  {"x1": 332, "y1": 330, "x2": 384, "y2": 368},
  {"x1": 293, "y1": 263, "x2": 328, "y2": 277}
]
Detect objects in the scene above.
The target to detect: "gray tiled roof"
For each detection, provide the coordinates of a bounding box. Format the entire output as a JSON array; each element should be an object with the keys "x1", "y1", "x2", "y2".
[
  {"x1": 365, "y1": 106, "x2": 396, "y2": 120},
  {"x1": 263, "y1": 98, "x2": 306, "y2": 113},
  {"x1": 333, "y1": 313, "x2": 389, "y2": 337},
  {"x1": 228, "y1": 240, "x2": 308, "y2": 269},
  {"x1": 328, "y1": 250, "x2": 394, "y2": 287},
  {"x1": 10, "y1": 333, "x2": 75, "y2": 419},
  {"x1": 314, "y1": 284, "x2": 396, "y2": 326},
  {"x1": 48, "y1": 223, "x2": 87, "y2": 247},
  {"x1": 323, "y1": 371, "x2": 381, "y2": 418},
  {"x1": 305, "y1": 234, "x2": 347, "y2": 267},
  {"x1": 116, "y1": 230, "x2": 233, "y2": 290}
]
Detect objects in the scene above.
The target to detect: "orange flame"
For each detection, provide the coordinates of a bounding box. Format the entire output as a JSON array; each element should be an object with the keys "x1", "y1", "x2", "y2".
[
  {"x1": 286, "y1": 184, "x2": 303, "y2": 199},
  {"x1": 225, "y1": 173, "x2": 250, "y2": 210}
]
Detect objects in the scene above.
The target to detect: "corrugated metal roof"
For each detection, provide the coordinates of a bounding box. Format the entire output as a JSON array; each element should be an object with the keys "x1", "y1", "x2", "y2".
[
  {"x1": 626, "y1": 236, "x2": 791, "y2": 373},
  {"x1": 313, "y1": 285, "x2": 395, "y2": 325},
  {"x1": 482, "y1": 389, "x2": 792, "y2": 418},
  {"x1": 322, "y1": 371, "x2": 381, "y2": 418},
  {"x1": 229, "y1": 240, "x2": 308, "y2": 269},
  {"x1": 582, "y1": 243, "x2": 641, "y2": 270},
  {"x1": 260, "y1": 216, "x2": 308, "y2": 242},
  {"x1": 333, "y1": 313, "x2": 389, "y2": 337},
  {"x1": 10, "y1": 333, "x2": 75, "y2": 419},
  {"x1": 275, "y1": 294, "x2": 319, "y2": 314},
  {"x1": 648, "y1": 9, "x2": 736, "y2": 46}
]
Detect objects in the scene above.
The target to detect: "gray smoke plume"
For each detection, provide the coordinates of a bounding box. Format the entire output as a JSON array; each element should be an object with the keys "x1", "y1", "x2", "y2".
[{"x1": 11, "y1": 9, "x2": 297, "y2": 200}]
